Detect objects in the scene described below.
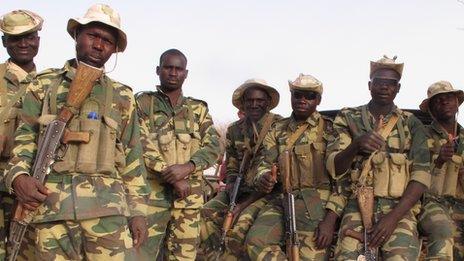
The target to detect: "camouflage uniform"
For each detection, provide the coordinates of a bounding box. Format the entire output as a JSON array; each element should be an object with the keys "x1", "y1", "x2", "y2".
[
  {"x1": 4, "y1": 60, "x2": 150, "y2": 260},
  {"x1": 245, "y1": 111, "x2": 346, "y2": 261},
  {"x1": 136, "y1": 89, "x2": 221, "y2": 260},
  {"x1": 0, "y1": 9, "x2": 43, "y2": 261},
  {"x1": 199, "y1": 112, "x2": 282, "y2": 260},
  {"x1": 326, "y1": 105, "x2": 431, "y2": 261}
]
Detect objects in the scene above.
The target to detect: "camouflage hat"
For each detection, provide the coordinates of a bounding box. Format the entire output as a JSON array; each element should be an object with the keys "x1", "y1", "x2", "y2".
[
  {"x1": 67, "y1": 4, "x2": 127, "y2": 52},
  {"x1": 288, "y1": 73, "x2": 323, "y2": 94},
  {"x1": 232, "y1": 78, "x2": 280, "y2": 111},
  {"x1": 419, "y1": 81, "x2": 464, "y2": 112},
  {"x1": 0, "y1": 10, "x2": 43, "y2": 36},
  {"x1": 370, "y1": 55, "x2": 403, "y2": 79}
]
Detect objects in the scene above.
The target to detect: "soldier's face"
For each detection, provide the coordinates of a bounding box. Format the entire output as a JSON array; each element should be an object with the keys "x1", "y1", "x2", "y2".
[
  {"x1": 291, "y1": 90, "x2": 321, "y2": 119},
  {"x1": 75, "y1": 23, "x2": 117, "y2": 68},
  {"x1": 243, "y1": 87, "x2": 270, "y2": 122},
  {"x1": 157, "y1": 54, "x2": 188, "y2": 91},
  {"x1": 368, "y1": 69, "x2": 401, "y2": 106},
  {"x1": 430, "y1": 93, "x2": 459, "y2": 121},
  {"x1": 2, "y1": 32, "x2": 40, "y2": 66}
]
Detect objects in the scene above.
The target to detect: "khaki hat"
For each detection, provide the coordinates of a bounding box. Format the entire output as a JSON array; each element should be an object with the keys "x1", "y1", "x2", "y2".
[
  {"x1": 419, "y1": 81, "x2": 464, "y2": 112},
  {"x1": 370, "y1": 55, "x2": 404, "y2": 79},
  {"x1": 67, "y1": 4, "x2": 127, "y2": 52},
  {"x1": 0, "y1": 10, "x2": 43, "y2": 36},
  {"x1": 288, "y1": 73, "x2": 323, "y2": 94},
  {"x1": 232, "y1": 78, "x2": 280, "y2": 111}
]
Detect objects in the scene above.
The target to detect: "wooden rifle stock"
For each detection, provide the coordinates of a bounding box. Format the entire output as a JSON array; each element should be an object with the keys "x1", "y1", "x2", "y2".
[
  {"x1": 8, "y1": 62, "x2": 102, "y2": 261},
  {"x1": 282, "y1": 150, "x2": 299, "y2": 261}
]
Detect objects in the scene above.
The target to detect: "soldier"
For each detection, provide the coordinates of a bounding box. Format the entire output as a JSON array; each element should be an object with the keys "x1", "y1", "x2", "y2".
[
  {"x1": 0, "y1": 9, "x2": 43, "y2": 261},
  {"x1": 327, "y1": 55, "x2": 430, "y2": 260},
  {"x1": 136, "y1": 49, "x2": 221, "y2": 260},
  {"x1": 3, "y1": 4, "x2": 150, "y2": 260},
  {"x1": 246, "y1": 74, "x2": 346, "y2": 260},
  {"x1": 418, "y1": 81, "x2": 464, "y2": 261},
  {"x1": 199, "y1": 79, "x2": 282, "y2": 260}
]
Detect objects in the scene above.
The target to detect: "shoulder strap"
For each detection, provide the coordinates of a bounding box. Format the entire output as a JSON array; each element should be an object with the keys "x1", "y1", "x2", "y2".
[
  {"x1": 252, "y1": 114, "x2": 275, "y2": 155},
  {"x1": 316, "y1": 117, "x2": 324, "y2": 143},
  {"x1": 101, "y1": 77, "x2": 114, "y2": 117},
  {"x1": 361, "y1": 105, "x2": 373, "y2": 132},
  {"x1": 285, "y1": 122, "x2": 310, "y2": 150},
  {"x1": 379, "y1": 114, "x2": 399, "y2": 139}
]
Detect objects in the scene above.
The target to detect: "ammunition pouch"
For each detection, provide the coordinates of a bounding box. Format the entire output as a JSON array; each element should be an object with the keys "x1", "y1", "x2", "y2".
[
  {"x1": 431, "y1": 155, "x2": 462, "y2": 197},
  {"x1": 371, "y1": 152, "x2": 410, "y2": 198}
]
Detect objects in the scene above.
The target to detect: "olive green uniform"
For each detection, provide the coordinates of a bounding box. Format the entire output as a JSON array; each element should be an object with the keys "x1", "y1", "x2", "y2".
[
  {"x1": 4, "y1": 60, "x2": 150, "y2": 260},
  {"x1": 418, "y1": 121, "x2": 464, "y2": 261},
  {"x1": 136, "y1": 89, "x2": 221, "y2": 260},
  {"x1": 326, "y1": 105, "x2": 431, "y2": 261},
  {"x1": 246, "y1": 112, "x2": 346, "y2": 260},
  {"x1": 199, "y1": 112, "x2": 281, "y2": 260}
]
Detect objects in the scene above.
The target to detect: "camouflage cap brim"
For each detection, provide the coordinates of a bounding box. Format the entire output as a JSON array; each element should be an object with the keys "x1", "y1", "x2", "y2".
[
  {"x1": 0, "y1": 10, "x2": 43, "y2": 36},
  {"x1": 419, "y1": 89, "x2": 464, "y2": 112}
]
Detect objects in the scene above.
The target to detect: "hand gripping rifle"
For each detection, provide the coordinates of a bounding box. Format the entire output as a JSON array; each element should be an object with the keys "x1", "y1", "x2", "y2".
[
  {"x1": 8, "y1": 62, "x2": 102, "y2": 261},
  {"x1": 220, "y1": 150, "x2": 251, "y2": 247},
  {"x1": 282, "y1": 150, "x2": 299, "y2": 261}
]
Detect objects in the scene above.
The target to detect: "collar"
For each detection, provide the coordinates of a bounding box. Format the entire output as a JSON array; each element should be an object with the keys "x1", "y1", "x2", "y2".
[
  {"x1": 288, "y1": 111, "x2": 321, "y2": 131},
  {"x1": 5, "y1": 59, "x2": 36, "y2": 83},
  {"x1": 430, "y1": 120, "x2": 463, "y2": 140},
  {"x1": 156, "y1": 85, "x2": 185, "y2": 107}
]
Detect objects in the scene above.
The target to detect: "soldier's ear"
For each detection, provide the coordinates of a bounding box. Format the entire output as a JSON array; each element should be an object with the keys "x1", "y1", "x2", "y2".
[
  {"x1": 368, "y1": 81, "x2": 372, "y2": 91},
  {"x1": 1, "y1": 36, "x2": 6, "y2": 47},
  {"x1": 156, "y1": 66, "x2": 160, "y2": 76},
  {"x1": 397, "y1": 83, "x2": 401, "y2": 93},
  {"x1": 184, "y1": 69, "x2": 189, "y2": 79}
]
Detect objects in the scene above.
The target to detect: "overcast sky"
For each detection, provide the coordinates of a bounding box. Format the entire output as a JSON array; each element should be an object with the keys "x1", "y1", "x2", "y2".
[{"x1": 2, "y1": 1, "x2": 464, "y2": 124}]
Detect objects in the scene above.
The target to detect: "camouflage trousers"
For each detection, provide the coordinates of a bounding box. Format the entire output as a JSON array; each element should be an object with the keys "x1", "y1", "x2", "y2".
[
  {"x1": 33, "y1": 215, "x2": 135, "y2": 261},
  {"x1": 418, "y1": 196, "x2": 464, "y2": 261},
  {"x1": 199, "y1": 191, "x2": 269, "y2": 261},
  {"x1": 335, "y1": 198, "x2": 421, "y2": 261},
  {"x1": 0, "y1": 192, "x2": 36, "y2": 261},
  {"x1": 142, "y1": 203, "x2": 200, "y2": 261},
  {"x1": 246, "y1": 189, "x2": 330, "y2": 261}
]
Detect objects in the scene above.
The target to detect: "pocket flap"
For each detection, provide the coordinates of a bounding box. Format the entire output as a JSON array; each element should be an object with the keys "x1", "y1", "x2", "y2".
[
  {"x1": 451, "y1": 155, "x2": 463, "y2": 165},
  {"x1": 390, "y1": 153, "x2": 407, "y2": 165},
  {"x1": 294, "y1": 144, "x2": 311, "y2": 155},
  {"x1": 177, "y1": 133, "x2": 191, "y2": 144},
  {"x1": 158, "y1": 131, "x2": 174, "y2": 145},
  {"x1": 372, "y1": 152, "x2": 386, "y2": 164}
]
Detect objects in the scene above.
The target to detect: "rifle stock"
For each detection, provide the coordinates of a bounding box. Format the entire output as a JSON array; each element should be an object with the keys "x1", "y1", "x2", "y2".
[{"x1": 8, "y1": 62, "x2": 102, "y2": 261}]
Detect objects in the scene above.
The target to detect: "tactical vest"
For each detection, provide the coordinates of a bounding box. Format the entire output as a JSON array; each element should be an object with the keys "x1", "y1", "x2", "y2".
[
  {"x1": 146, "y1": 94, "x2": 201, "y2": 173},
  {"x1": 0, "y1": 63, "x2": 30, "y2": 162},
  {"x1": 429, "y1": 135, "x2": 464, "y2": 199},
  {"x1": 279, "y1": 117, "x2": 330, "y2": 191},
  {"x1": 38, "y1": 76, "x2": 126, "y2": 177},
  {"x1": 350, "y1": 109, "x2": 412, "y2": 198}
]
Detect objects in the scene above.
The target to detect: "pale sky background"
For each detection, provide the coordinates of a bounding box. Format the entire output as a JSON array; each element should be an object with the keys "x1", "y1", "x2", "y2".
[{"x1": 2, "y1": 0, "x2": 464, "y2": 125}]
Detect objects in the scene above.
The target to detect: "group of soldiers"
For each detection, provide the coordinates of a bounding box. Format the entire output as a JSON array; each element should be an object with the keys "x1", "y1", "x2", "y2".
[{"x1": 0, "y1": 3, "x2": 462, "y2": 261}]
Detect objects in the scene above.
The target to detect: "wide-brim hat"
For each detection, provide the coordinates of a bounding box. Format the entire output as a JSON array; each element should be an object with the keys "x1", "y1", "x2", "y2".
[
  {"x1": 67, "y1": 4, "x2": 127, "y2": 52},
  {"x1": 232, "y1": 79, "x2": 280, "y2": 111},
  {"x1": 419, "y1": 81, "x2": 464, "y2": 112},
  {"x1": 288, "y1": 73, "x2": 323, "y2": 94},
  {"x1": 370, "y1": 55, "x2": 403, "y2": 79},
  {"x1": 0, "y1": 10, "x2": 43, "y2": 36}
]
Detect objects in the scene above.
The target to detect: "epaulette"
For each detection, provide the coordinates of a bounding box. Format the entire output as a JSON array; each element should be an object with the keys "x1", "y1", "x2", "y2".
[
  {"x1": 134, "y1": 91, "x2": 156, "y2": 100},
  {"x1": 36, "y1": 67, "x2": 62, "y2": 78},
  {"x1": 187, "y1": 96, "x2": 208, "y2": 107}
]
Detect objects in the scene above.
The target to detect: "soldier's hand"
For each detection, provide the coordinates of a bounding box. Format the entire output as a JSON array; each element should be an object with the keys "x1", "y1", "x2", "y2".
[
  {"x1": 315, "y1": 210, "x2": 337, "y2": 249},
  {"x1": 354, "y1": 131, "x2": 385, "y2": 154},
  {"x1": 13, "y1": 174, "x2": 49, "y2": 211},
  {"x1": 256, "y1": 171, "x2": 275, "y2": 194},
  {"x1": 161, "y1": 162, "x2": 195, "y2": 184},
  {"x1": 129, "y1": 216, "x2": 148, "y2": 249},
  {"x1": 173, "y1": 179, "x2": 191, "y2": 199},
  {"x1": 369, "y1": 212, "x2": 399, "y2": 248},
  {"x1": 436, "y1": 141, "x2": 454, "y2": 168}
]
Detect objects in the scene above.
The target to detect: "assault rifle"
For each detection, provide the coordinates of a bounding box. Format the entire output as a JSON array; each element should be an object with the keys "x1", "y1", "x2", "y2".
[
  {"x1": 282, "y1": 150, "x2": 299, "y2": 261},
  {"x1": 8, "y1": 62, "x2": 102, "y2": 261}
]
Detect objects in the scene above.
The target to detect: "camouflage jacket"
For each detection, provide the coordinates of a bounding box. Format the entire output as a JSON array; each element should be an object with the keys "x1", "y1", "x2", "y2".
[
  {"x1": 326, "y1": 104, "x2": 431, "y2": 207},
  {"x1": 4, "y1": 60, "x2": 150, "y2": 223},
  {"x1": 0, "y1": 60, "x2": 37, "y2": 191},
  {"x1": 255, "y1": 111, "x2": 346, "y2": 216},
  {"x1": 225, "y1": 112, "x2": 282, "y2": 194},
  {"x1": 136, "y1": 88, "x2": 220, "y2": 209},
  {"x1": 426, "y1": 121, "x2": 464, "y2": 200}
]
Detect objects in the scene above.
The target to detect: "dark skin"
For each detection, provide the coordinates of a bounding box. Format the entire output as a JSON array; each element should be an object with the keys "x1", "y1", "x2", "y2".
[
  {"x1": 333, "y1": 68, "x2": 427, "y2": 248},
  {"x1": 155, "y1": 53, "x2": 194, "y2": 198},
  {"x1": 225, "y1": 88, "x2": 271, "y2": 194},
  {"x1": 429, "y1": 93, "x2": 459, "y2": 168},
  {"x1": 2, "y1": 31, "x2": 40, "y2": 73},
  {"x1": 12, "y1": 22, "x2": 148, "y2": 248},
  {"x1": 256, "y1": 89, "x2": 335, "y2": 248}
]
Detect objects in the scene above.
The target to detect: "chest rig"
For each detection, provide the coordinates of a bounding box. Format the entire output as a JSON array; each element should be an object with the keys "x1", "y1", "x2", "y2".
[{"x1": 38, "y1": 76, "x2": 125, "y2": 177}]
